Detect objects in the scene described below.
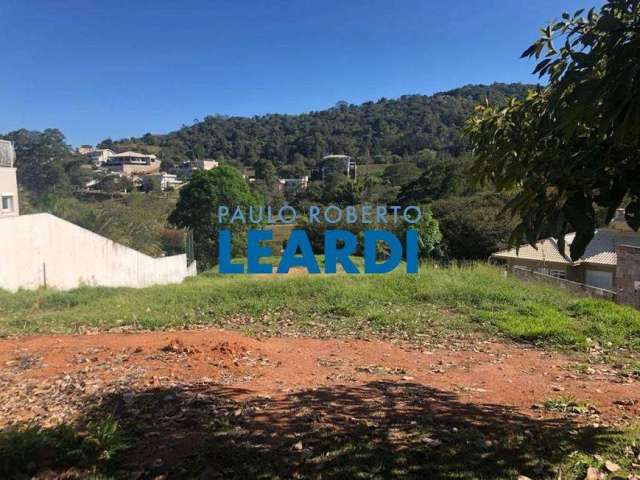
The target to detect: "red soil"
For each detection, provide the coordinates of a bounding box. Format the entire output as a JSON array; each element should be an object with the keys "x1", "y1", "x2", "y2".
[{"x1": 1, "y1": 328, "x2": 638, "y2": 428}]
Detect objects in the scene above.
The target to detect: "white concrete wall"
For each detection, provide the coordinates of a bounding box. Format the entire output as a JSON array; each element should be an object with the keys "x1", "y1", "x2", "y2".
[
  {"x1": 0, "y1": 213, "x2": 196, "y2": 291},
  {"x1": 0, "y1": 167, "x2": 19, "y2": 218}
]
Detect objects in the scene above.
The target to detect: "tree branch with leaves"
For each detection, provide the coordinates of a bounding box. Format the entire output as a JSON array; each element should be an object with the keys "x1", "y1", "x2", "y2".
[{"x1": 465, "y1": 0, "x2": 640, "y2": 260}]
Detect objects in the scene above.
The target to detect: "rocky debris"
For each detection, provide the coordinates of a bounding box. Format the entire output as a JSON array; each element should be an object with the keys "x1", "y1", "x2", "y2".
[
  {"x1": 605, "y1": 460, "x2": 621, "y2": 473},
  {"x1": 161, "y1": 338, "x2": 201, "y2": 355},
  {"x1": 585, "y1": 466, "x2": 603, "y2": 480},
  {"x1": 5, "y1": 352, "x2": 42, "y2": 372},
  {"x1": 355, "y1": 364, "x2": 407, "y2": 376}
]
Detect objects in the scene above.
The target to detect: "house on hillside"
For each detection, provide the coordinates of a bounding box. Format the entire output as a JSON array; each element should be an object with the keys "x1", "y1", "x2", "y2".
[
  {"x1": 277, "y1": 176, "x2": 309, "y2": 192},
  {"x1": 0, "y1": 140, "x2": 195, "y2": 291},
  {"x1": 177, "y1": 158, "x2": 219, "y2": 178},
  {"x1": 492, "y1": 209, "x2": 640, "y2": 291},
  {"x1": 141, "y1": 172, "x2": 183, "y2": 191},
  {"x1": 77, "y1": 145, "x2": 95, "y2": 155},
  {"x1": 106, "y1": 151, "x2": 160, "y2": 176},
  {"x1": 194, "y1": 158, "x2": 219, "y2": 171},
  {"x1": 86, "y1": 148, "x2": 114, "y2": 166}
]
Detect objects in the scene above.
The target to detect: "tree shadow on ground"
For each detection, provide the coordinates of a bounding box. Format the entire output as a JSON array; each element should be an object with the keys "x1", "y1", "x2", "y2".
[{"x1": 64, "y1": 380, "x2": 616, "y2": 479}]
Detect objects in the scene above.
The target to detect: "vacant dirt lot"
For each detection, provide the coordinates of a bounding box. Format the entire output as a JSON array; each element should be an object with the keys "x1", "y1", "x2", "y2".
[{"x1": 1, "y1": 329, "x2": 640, "y2": 478}]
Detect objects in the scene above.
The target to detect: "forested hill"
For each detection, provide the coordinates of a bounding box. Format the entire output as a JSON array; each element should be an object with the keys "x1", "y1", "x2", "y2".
[{"x1": 101, "y1": 83, "x2": 532, "y2": 172}]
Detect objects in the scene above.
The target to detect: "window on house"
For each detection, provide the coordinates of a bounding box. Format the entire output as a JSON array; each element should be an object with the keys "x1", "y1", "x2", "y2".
[
  {"x1": 549, "y1": 270, "x2": 566, "y2": 279},
  {"x1": 1, "y1": 195, "x2": 13, "y2": 212}
]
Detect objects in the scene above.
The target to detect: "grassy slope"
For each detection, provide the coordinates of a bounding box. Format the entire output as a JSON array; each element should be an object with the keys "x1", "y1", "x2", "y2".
[
  {"x1": 1, "y1": 263, "x2": 639, "y2": 353},
  {"x1": 2, "y1": 263, "x2": 640, "y2": 479}
]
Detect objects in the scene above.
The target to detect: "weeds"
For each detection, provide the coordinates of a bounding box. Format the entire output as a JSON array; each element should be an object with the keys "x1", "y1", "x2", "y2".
[
  {"x1": 0, "y1": 416, "x2": 125, "y2": 477},
  {"x1": 543, "y1": 395, "x2": 590, "y2": 414},
  {"x1": 1, "y1": 263, "x2": 639, "y2": 353}
]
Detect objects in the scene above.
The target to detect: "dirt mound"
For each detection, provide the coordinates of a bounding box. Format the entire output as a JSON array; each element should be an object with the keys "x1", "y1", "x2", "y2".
[
  {"x1": 161, "y1": 338, "x2": 202, "y2": 355},
  {"x1": 211, "y1": 340, "x2": 249, "y2": 357}
]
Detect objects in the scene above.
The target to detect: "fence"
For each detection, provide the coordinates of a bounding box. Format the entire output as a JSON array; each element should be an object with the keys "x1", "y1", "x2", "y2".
[{"x1": 509, "y1": 266, "x2": 617, "y2": 301}]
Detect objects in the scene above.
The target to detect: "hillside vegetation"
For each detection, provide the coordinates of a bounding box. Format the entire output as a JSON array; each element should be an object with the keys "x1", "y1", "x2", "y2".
[
  {"x1": 102, "y1": 83, "x2": 532, "y2": 171},
  {"x1": 1, "y1": 264, "x2": 638, "y2": 354},
  {"x1": 2, "y1": 84, "x2": 535, "y2": 262}
]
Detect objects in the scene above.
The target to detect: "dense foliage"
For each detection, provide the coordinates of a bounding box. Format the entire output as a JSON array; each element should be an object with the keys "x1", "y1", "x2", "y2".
[
  {"x1": 27, "y1": 193, "x2": 183, "y2": 257},
  {"x1": 2, "y1": 83, "x2": 535, "y2": 263},
  {"x1": 168, "y1": 166, "x2": 263, "y2": 268},
  {"x1": 1, "y1": 129, "x2": 88, "y2": 197},
  {"x1": 102, "y1": 83, "x2": 531, "y2": 173},
  {"x1": 466, "y1": 0, "x2": 640, "y2": 259},
  {"x1": 431, "y1": 194, "x2": 517, "y2": 260}
]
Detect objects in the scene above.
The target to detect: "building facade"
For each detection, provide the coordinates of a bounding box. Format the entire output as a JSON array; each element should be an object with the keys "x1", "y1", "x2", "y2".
[
  {"x1": 86, "y1": 148, "x2": 114, "y2": 166},
  {"x1": 0, "y1": 140, "x2": 19, "y2": 218},
  {"x1": 106, "y1": 151, "x2": 160, "y2": 175},
  {"x1": 77, "y1": 145, "x2": 95, "y2": 155}
]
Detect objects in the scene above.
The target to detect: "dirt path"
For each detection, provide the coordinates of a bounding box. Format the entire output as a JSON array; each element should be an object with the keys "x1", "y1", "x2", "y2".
[
  {"x1": 1, "y1": 328, "x2": 638, "y2": 427},
  {"x1": 2, "y1": 329, "x2": 640, "y2": 478}
]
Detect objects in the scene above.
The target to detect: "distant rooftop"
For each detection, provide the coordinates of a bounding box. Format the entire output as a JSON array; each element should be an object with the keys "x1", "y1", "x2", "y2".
[
  {"x1": 493, "y1": 214, "x2": 640, "y2": 267},
  {"x1": 111, "y1": 151, "x2": 157, "y2": 159}
]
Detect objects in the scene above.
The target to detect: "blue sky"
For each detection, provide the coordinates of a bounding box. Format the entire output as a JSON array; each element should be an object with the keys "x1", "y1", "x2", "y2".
[{"x1": 0, "y1": 0, "x2": 604, "y2": 146}]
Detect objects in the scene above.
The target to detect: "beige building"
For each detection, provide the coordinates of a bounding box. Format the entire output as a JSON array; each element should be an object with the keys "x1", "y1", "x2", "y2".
[
  {"x1": 77, "y1": 145, "x2": 95, "y2": 155},
  {"x1": 0, "y1": 140, "x2": 19, "y2": 218},
  {"x1": 106, "y1": 151, "x2": 160, "y2": 175},
  {"x1": 194, "y1": 158, "x2": 218, "y2": 170},
  {"x1": 492, "y1": 210, "x2": 640, "y2": 290},
  {"x1": 178, "y1": 158, "x2": 219, "y2": 178},
  {"x1": 86, "y1": 148, "x2": 114, "y2": 166}
]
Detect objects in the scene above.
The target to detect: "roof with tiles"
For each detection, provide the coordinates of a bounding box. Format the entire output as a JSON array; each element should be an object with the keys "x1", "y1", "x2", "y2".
[{"x1": 493, "y1": 223, "x2": 640, "y2": 267}]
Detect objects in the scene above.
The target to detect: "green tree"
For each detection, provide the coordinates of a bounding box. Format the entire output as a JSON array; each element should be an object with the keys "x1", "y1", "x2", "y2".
[
  {"x1": 393, "y1": 207, "x2": 442, "y2": 259},
  {"x1": 2, "y1": 128, "x2": 77, "y2": 196},
  {"x1": 104, "y1": 83, "x2": 531, "y2": 178},
  {"x1": 168, "y1": 165, "x2": 262, "y2": 269},
  {"x1": 97, "y1": 175, "x2": 134, "y2": 194},
  {"x1": 253, "y1": 159, "x2": 277, "y2": 185},
  {"x1": 381, "y1": 163, "x2": 422, "y2": 188},
  {"x1": 431, "y1": 195, "x2": 516, "y2": 260},
  {"x1": 465, "y1": 0, "x2": 640, "y2": 259}
]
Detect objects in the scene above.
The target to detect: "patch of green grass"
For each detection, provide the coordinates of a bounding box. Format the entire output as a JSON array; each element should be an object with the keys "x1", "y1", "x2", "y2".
[
  {"x1": 1, "y1": 263, "x2": 639, "y2": 352},
  {"x1": 556, "y1": 428, "x2": 640, "y2": 479},
  {"x1": 543, "y1": 395, "x2": 590, "y2": 414},
  {"x1": 0, "y1": 415, "x2": 125, "y2": 478}
]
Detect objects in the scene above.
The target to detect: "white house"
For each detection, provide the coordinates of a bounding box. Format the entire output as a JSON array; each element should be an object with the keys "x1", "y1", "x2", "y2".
[{"x1": 141, "y1": 172, "x2": 183, "y2": 191}]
